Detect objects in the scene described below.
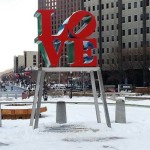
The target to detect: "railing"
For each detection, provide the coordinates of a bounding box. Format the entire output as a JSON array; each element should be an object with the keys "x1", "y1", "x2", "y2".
[{"x1": 0, "y1": 93, "x2": 22, "y2": 99}]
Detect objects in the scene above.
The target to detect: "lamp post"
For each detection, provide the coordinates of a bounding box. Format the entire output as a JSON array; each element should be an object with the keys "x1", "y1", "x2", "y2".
[
  {"x1": 70, "y1": 72, "x2": 73, "y2": 98},
  {"x1": 148, "y1": 67, "x2": 150, "y2": 94},
  {"x1": 58, "y1": 55, "x2": 68, "y2": 88}
]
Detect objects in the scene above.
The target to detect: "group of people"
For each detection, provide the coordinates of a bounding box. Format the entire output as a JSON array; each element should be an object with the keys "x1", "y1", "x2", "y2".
[{"x1": 0, "y1": 82, "x2": 7, "y2": 91}]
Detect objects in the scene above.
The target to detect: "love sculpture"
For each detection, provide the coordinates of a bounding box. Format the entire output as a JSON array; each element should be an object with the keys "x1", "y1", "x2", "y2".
[
  {"x1": 35, "y1": 10, "x2": 97, "y2": 67},
  {"x1": 30, "y1": 10, "x2": 111, "y2": 129}
]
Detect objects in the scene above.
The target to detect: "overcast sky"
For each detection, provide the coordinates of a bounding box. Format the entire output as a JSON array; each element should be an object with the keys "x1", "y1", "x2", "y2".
[{"x1": 0, "y1": 0, "x2": 38, "y2": 72}]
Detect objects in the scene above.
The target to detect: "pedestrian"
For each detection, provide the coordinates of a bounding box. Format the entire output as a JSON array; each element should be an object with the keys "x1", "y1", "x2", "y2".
[{"x1": 11, "y1": 86, "x2": 13, "y2": 91}]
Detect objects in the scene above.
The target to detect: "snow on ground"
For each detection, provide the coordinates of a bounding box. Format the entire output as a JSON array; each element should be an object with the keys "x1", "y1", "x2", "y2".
[{"x1": 0, "y1": 95, "x2": 150, "y2": 150}]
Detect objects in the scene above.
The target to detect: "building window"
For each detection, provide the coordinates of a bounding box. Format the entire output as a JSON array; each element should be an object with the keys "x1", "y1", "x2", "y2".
[
  {"x1": 97, "y1": 16, "x2": 99, "y2": 21},
  {"x1": 101, "y1": 4, "x2": 104, "y2": 9},
  {"x1": 106, "y1": 14, "x2": 109, "y2": 20},
  {"x1": 140, "y1": 14, "x2": 143, "y2": 20},
  {"x1": 102, "y1": 48, "x2": 104, "y2": 53},
  {"x1": 141, "y1": 28, "x2": 143, "y2": 34},
  {"x1": 134, "y1": 2, "x2": 137, "y2": 8},
  {"x1": 134, "y1": 15, "x2": 137, "y2": 21},
  {"x1": 122, "y1": 17, "x2": 125, "y2": 23},
  {"x1": 116, "y1": 13, "x2": 118, "y2": 18},
  {"x1": 122, "y1": 4, "x2": 125, "y2": 10},
  {"x1": 128, "y1": 3, "x2": 131, "y2": 9},
  {"x1": 146, "y1": 13, "x2": 149, "y2": 20},
  {"x1": 128, "y1": 42, "x2": 131, "y2": 48},
  {"x1": 146, "y1": 41, "x2": 149, "y2": 47},
  {"x1": 111, "y1": 25, "x2": 114, "y2": 30},
  {"x1": 116, "y1": 2, "x2": 118, "y2": 7},
  {"x1": 102, "y1": 37, "x2": 104, "y2": 42},
  {"x1": 122, "y1": 43, "x2": 126, "y2": 48},
  {"x1": 112, "y1": 36, "x2": 114, "y2": 41},
  {"x1": 128, "y1": 29, "x2": 131, "y2": 35},
  {"x1": 33, "y1": 59, "x2": 36, "y2": 62},
  {"x1": 93, "y1": 6, "x2": 95, "y2": 11},
  {"x1": 102, "y1": 15, "x2": 104, "y2": 20},
  {"x1": 128, "y1": 16, "x2": 131, "y2": 22},
  {"x1": 107, "y1": 37, "x2": 109, "y2": 42},
  {"x1": 141, "y1": 41, "x2": 143, "y2": 47},
  {"x1": 33, "y1": 62, "x2": 36, "y2": 66},
  {"x1": 97, "y1": 5, "x2": 99, "y2": 10},
  {"x1": 146, "y1": 0, "x2": 150, "y2": 6},
  {"x1": 106, "y1": 26, "x2": 109, "y2": 31},
  {"x1": 111, "y1": 14, "x2": 114, "y2": 19},
  {"x1": 134, "y1": 42, "x2": 137, "y2": 48},
  {"x1": 140, "y1": 1, "x2": 143, "y2": 7},
  {"x1": 107, "y1": 48, "x2": 109, "y2": 53},
  {"x1": 102, "y1": 26, "x2": 104, "y2": 31},
  {"x1": 147, "y1": 27, "x2": 150, "y2": 33},
  {"x1": 106, "y1": 3, "x2": 109, "y2": 8},
  {"x1": 111, "y1": 2, "x2": 114, "y2": 8},
  {"x1": 122, "y1": 30, "x2": 125, "y2": 36},
  {"x1": 33, "y1": 55, "x2": 36, "y2": 59},
  {"x1": 134, "y1": 28, "x2": 137, "y2": 34}
]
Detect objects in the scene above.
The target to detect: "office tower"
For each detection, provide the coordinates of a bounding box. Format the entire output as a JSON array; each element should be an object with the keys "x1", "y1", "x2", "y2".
[{"x1": 84, "y1": 0, "x2": 150, "y2": 86}]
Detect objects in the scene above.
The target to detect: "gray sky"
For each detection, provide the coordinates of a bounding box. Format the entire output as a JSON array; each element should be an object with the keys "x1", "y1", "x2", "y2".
[{"x1": 0, "y1": 0, "x2": 38, "y2": 72}]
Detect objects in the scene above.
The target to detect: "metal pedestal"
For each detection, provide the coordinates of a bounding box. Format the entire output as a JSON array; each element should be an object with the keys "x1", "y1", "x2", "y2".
[{"x1": 30, "y1": 67, "x2": 111, "y2": 129}]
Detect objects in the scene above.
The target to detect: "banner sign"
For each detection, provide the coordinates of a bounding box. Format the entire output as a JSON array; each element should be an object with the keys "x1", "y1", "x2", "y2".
[{"x1": 35, "y1": 10, "x2": 98, "y2": 67}]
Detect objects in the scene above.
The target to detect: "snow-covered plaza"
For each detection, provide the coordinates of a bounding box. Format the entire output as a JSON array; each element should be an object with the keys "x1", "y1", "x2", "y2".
[{"x1": 0, "y1": 95, "x2": 150, "y2": 150}]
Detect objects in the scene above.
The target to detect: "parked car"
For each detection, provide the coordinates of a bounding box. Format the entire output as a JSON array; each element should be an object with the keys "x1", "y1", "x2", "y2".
[{"x1": 51, "y1": 84, "x2": 66, "y2": 90}]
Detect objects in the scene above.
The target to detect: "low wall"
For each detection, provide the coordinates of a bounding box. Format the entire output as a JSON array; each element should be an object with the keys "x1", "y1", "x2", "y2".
[{"x1": 134, "y1": 87, "x2": 150, "y2": 94}]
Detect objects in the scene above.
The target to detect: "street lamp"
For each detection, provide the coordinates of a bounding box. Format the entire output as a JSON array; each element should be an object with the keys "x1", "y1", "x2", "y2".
[
  {"x1": 58, "y1": 55, "x2": 68, "y2": 88},
  {"x1": 69, "y1": 72, "x2": 73, "y2": 98}
]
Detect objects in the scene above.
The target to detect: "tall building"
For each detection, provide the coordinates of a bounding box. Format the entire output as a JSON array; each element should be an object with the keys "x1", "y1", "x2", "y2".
[
  {"x1": 84, "y1": 0, "x2": 150, "y2": 86},
  {"x1": 14, "y1": 51, "x2": 38, "y2": 73},
  {"x1": 24, "y1": 51, "x2": 38, "y2": 69},
  {"x1": 14, "y1": 55, "x2": 25, "y2": 73},
  {"x1": 38, "y1": 0, "x2": 84, "y2": 67}
]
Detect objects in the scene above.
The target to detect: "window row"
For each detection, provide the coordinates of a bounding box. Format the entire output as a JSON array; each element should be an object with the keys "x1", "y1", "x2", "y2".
[
  {"x1": 122, "y1": 14, "x2": 149, "y2": 23},
  {"x1": 100, "y1": 0, "x2": 149, "y2": 10},
  {"x1": 84, "y1": 5, "x2": 99, "y2": 11},
  {"x1": 101, "y1": 33, "x2": 150, "y2": 44},
  {"x1": 101, "y1": 25, "x2": 150, "y2": 34},
  {"x1": 101, "y1": 40, "x2": 150, "y2": 53},
  {"x1": 101, "y1": 13, "x2": 149, "y2": 21},
  {"x1": 122, "y1": 41, "x2": 150, "y2": 49},
  {"x1": 102, "y1": 55, "x2": 150, "y2": 65},
  {"x1": 122, "y1": 27, "x2": 150, "y2": 36},
  {"x1": 122, "y1": 1, "x2": 150, "y2": 10}
]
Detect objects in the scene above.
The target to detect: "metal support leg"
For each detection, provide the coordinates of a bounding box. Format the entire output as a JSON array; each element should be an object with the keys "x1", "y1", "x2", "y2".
[
  {"x1": 0, "y1": 104, "x2": 2, "y2": 127},
  {"x1": 90, "y1": 71, "x2": 101, "y2": 123},
  {"x1": 30, "y1": 70, "x2": 42, "y2": 126},
  {"x1": 97, "y1": 70, "x2": 111, "y2": 128},
  {"x1": 34, "y1": 70, "x2": 45, "y2": 129}
]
